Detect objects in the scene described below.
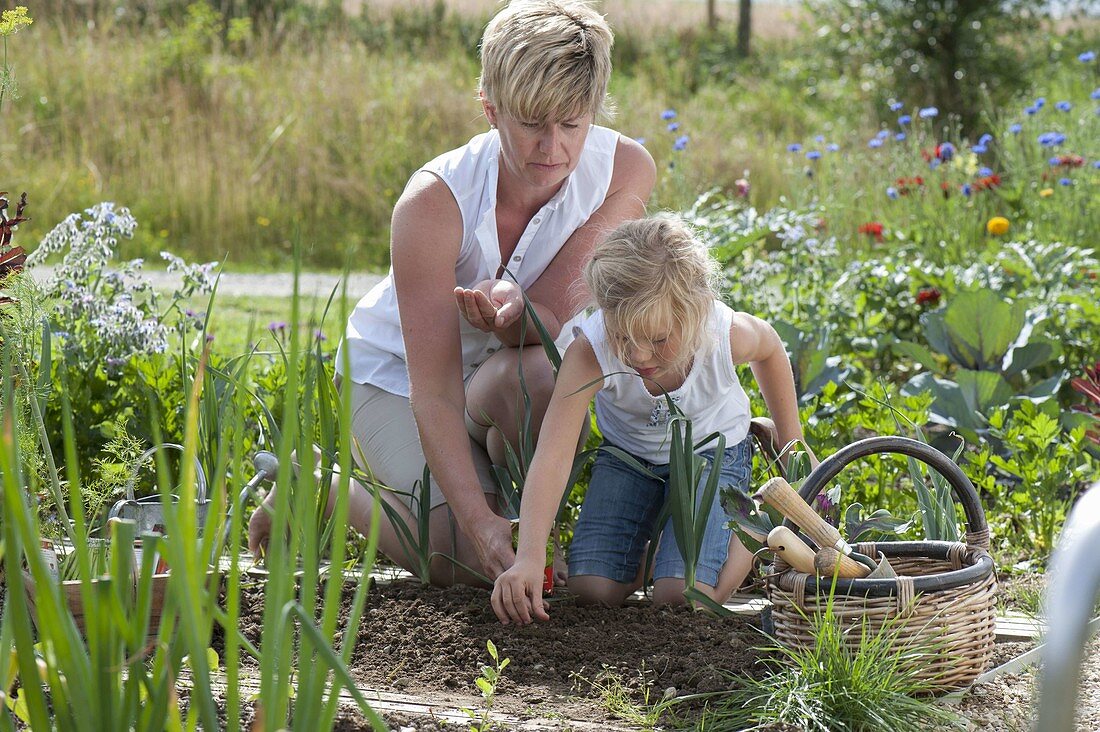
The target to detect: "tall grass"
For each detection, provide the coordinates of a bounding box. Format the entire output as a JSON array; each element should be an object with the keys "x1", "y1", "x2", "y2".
[
  {"x1": 684, "y1": 595, "x2": 967, "y2": 732},
  {"x1": 0, "y1": 263, "x2": 386, "y2": 729},
  {"x1": 9, "y1": 4, "x2": 897, "y2": 270}
]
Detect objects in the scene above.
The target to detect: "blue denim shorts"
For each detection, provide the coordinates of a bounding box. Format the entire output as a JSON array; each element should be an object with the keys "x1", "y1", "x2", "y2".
[{"x1": 567, "y1": 436, "x2": 753, "y2": 587}]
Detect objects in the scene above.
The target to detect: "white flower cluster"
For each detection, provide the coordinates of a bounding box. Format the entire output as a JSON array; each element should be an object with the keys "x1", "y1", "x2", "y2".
[
  {"x1": 28, "y1": 203, "x2": 218, "y2": 375},
  {"x1": 161, "y1": 251, "x2": 220, "y2": 297},
  {"x1": 26, "y1": 202, "x2": 138, "y2": 269}
]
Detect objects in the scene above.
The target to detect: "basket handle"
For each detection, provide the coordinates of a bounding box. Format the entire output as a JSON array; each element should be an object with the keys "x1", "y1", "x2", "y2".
[
  {"x1": 789, "y1": 435, "x2": 989, "y2": 549},
  {"x1": 124, "y1": 443, "x2": 208, "y2": 504}
]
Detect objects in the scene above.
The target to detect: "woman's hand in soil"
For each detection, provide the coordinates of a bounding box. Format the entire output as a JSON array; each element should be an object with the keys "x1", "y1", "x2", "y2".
[
  {"x1": 492, "y1": 558, "x2": 551, "y2": 625},
  {"x1": 454, "y1": 279, "x2": 524, "y2": 332},
  {"x1": 247, "y1": 494, "x2": 276, "y2": 560},
  {"x1": 470, "y1": 513, "x2": 517, "y2": 582}
]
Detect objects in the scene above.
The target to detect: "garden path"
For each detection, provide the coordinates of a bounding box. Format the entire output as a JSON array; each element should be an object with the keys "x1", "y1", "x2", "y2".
[{"x1": 28, "y1": 266, "x2": 385, "y2": 299}]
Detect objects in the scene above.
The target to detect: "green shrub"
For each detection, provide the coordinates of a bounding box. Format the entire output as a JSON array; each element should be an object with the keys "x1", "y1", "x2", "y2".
[{"x1": 805, "y1": 0, "x2": 1045, "y2": 132}]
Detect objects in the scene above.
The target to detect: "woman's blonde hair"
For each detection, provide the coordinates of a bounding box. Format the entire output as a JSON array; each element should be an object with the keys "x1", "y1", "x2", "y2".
[
  {"x1": 479, "y1": 0, "x2": 614, "y2": 124},
  {"x1": 584, "y1": 215, "x2": 719, "y2": 374}
]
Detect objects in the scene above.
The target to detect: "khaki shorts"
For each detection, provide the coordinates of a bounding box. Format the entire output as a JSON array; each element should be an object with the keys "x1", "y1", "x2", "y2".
[{"x1": 344, "y1": 380, "x2": 499, "y2": 518}]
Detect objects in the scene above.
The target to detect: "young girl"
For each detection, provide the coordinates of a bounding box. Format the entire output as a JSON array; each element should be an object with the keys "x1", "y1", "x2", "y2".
[{"x1": 491, "y1": 215, "x2": 811, "y2": 625}]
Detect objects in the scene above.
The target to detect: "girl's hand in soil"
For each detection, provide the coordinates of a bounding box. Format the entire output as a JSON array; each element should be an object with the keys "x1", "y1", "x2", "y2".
[
  {"x1": 454, "y1": 279, "x2": 524, "y2": 332},
  {"x1": 492, "y1": 558, "x2": 551, "y2": 625}
]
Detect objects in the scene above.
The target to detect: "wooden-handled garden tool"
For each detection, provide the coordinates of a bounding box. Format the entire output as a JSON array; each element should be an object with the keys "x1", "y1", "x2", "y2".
[
  {"x1": 766, "y1": 526, "x2": 818, "y2": 575},
  {"x1": 755, "y1": 476, "x2": 877, "y2": 578}
]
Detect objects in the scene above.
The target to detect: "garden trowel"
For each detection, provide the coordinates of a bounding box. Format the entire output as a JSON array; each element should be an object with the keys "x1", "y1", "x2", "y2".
[{"x1": 755, "y1": 476, "x2": 895, "y2": 579}]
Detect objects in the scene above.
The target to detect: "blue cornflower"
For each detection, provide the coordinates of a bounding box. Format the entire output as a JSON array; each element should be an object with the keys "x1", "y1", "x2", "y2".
[
  {"x1": 1025, "y1": 106, "x2": 1039, "y2": 116},
  {"x1": 937, "y1": 142, "x2": 956, "y2": 161},
  {"x1": 890, "y1": 101, "x2": 904, "y2": 111},
  {"x1": 972, "y1": 144, "x2": 987, "y2": 154},
  {"x1": 1038, "y1": 132, "x2": 1065, "y2": 146},
  {"x1": 1059, "y1": 177, "x2": 1073, "y2": 186},
  {"x1": 826, "y1": 143, "x2": 840, "y2": 152},
  {"x1": 1056, "y1": 101, "x2": 1072, "y2": 112},
  {"x1": 1092, "y1": 88, "x2": 1100, "y2": 100},
  {"x1": 787, "y1": 143, "x2": 803, "y2": 153},
  {"x1": 1080, "y1": 51, "x2": 1096, "y2": 62},
  {"x1": 886, "y1": 186, "x2": 899, "y2": 199},
  {"x1": 673, "y1": 135, "x2": 689, "y2": 151},
  {"x1": 978, "y1": 133, "x2": 993, "y2": 146},
  {"x1": 868, "y1": 138, "x2": 884, "y2": 148},
  {"x1": 667, "y1": 122, "x2": 680, "y2": 132},
  {"x1": 929, "y1": 158, "x2": 941, "y2": 170},
  {"x1": 1094, "y1": 161, "x2": 1100, "y2": 169},
  {"x1": 895, "y1": 132, "x2": 907, "y2": 141},
  {"x1": 814, "y1": 134, "x2": 825, "y2": 143},
  {"x1": 919, "y1": 107, "x2": 938, "y2": 118},
  {"x1": 1036, "y1": 97, "x2": 1046, "y2": 108},
  {"x1": 898, "y1": 114, "x2": 912, "y2": 126},
  {"x1": 1009, "y1": 123, "x2": 1022, "y2": 134},
  {"x1": 876, "y1": 129, "x2": 890, "y2": 139},
  {"x1": 978, "y1": 166, "x2": 993, "y2": 177},
  {"x1": 1049, "y1": 156, "x2": 1062, "y2": 166},
  {"x1": 661, "y1": 109, "x2": 677, "y2": 120},
  {"x1": 961, "y1": 184, "x2": 972, "y2": 197},
  {"x1": 806, "y1": 150, "x2": 822, "y2": 160}
]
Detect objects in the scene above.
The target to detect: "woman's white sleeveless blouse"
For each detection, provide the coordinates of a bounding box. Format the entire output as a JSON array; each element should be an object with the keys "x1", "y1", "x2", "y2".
[
  {"x1": 338, "y1": 125, "x2": 620, "y2": 397},
  {"x1": 577, "y1": 301, "x2": 752, "y2": 465}
]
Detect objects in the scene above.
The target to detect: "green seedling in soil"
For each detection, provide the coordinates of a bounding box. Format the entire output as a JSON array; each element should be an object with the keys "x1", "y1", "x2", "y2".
[
  {"x1": 460, "y1": 639, "x2": 511, "y2": 732},
  {"x1": 572, "y1": 662, "x2": 678, "y2": 731}
]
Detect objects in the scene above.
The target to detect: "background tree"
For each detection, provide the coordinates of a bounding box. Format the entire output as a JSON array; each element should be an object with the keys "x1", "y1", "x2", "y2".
[
  {"x1": 807, "y1": 0, "x2": 1049, "y2": 133},
  {"x1": 737, "y1": 0, "x2": 751, "y2": 56}
]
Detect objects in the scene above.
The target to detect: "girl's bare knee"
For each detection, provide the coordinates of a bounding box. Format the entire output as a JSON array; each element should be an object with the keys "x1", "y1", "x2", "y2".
[
  {"x1": 569, "y1": 576, "x2": 632, "y2": 607},
  {"x1": 651, "y1": 580, "x2": 689, "y2": 606}
]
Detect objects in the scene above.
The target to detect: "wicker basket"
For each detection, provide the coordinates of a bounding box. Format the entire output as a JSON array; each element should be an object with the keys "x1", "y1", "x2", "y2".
[{"x1": 764, "y1": 436, "x2": 998, "y2": 692}]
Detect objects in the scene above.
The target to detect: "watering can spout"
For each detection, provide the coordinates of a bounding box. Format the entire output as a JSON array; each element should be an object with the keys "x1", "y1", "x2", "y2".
[{"x1": 252, "y1": 450, "x2": 279, "y2": 479}]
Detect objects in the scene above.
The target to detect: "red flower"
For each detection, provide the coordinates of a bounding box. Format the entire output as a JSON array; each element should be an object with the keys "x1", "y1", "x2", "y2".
[
  {"x1": 916, "y1": 287, "x2": 941, "y2": 306},
  {"x1": 858, "y1": 222, "x2": 884, "y2": 242},
  {"x1": 940, "y1": 181, "x2": 951, "y2": 198},
  {"x1": 1055, "y1": 154, "x2": 1085, "y2": 168},
  {"x1": 895, "y1": 176, "x2": 925, "y2": 196},
  {"x1": 973, "y1": 174, "x2": 1002, "y2": 191}
]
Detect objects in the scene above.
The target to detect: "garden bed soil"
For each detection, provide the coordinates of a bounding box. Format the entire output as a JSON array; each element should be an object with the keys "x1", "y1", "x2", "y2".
[
  {"x1": 221, "y1": 573, "x2": 1081, "y2": 730},
  {"x1": 225, "y1": 578, "x2": 765, "y2": 727}
]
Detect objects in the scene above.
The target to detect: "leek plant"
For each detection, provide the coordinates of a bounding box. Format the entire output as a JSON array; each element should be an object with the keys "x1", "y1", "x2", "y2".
[
  {"x1": 0, "y1": 263, "x2": 386, "y2": 730},
  {"x1": 599, "y1": 393, "x2": 731, "y2": 610},
  {"x1": 374, "y1": 289, "x2": 591, "y2": 586}
]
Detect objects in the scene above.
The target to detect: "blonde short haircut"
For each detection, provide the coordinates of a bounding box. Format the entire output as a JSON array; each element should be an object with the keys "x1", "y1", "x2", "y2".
[
  {"x1": 584, "y1": 216, "x2": 720, "y2": 375},
  {"x1": 479, "y1": 0, "x2": 614, "y2": 124}
]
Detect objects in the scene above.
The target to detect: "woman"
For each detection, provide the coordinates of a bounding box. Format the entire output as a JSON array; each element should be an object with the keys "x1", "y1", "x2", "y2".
[{"x1": 250, "y1": 0, "x2": 655, "y2": 585}]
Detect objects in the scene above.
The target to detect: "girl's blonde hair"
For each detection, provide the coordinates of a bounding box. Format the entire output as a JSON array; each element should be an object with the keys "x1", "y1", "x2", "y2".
[
  {"x1": 584, "y1": 215, "x2": 719, "y2": 374},
  {"x1": 479, "y1": 0, "x2": 614, "y2": 124}
]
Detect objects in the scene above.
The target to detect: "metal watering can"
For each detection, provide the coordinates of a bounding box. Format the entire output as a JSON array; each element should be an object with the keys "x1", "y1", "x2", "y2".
[{"x1": 107, "y1": 443, "x2": 210, "y2": 536}]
